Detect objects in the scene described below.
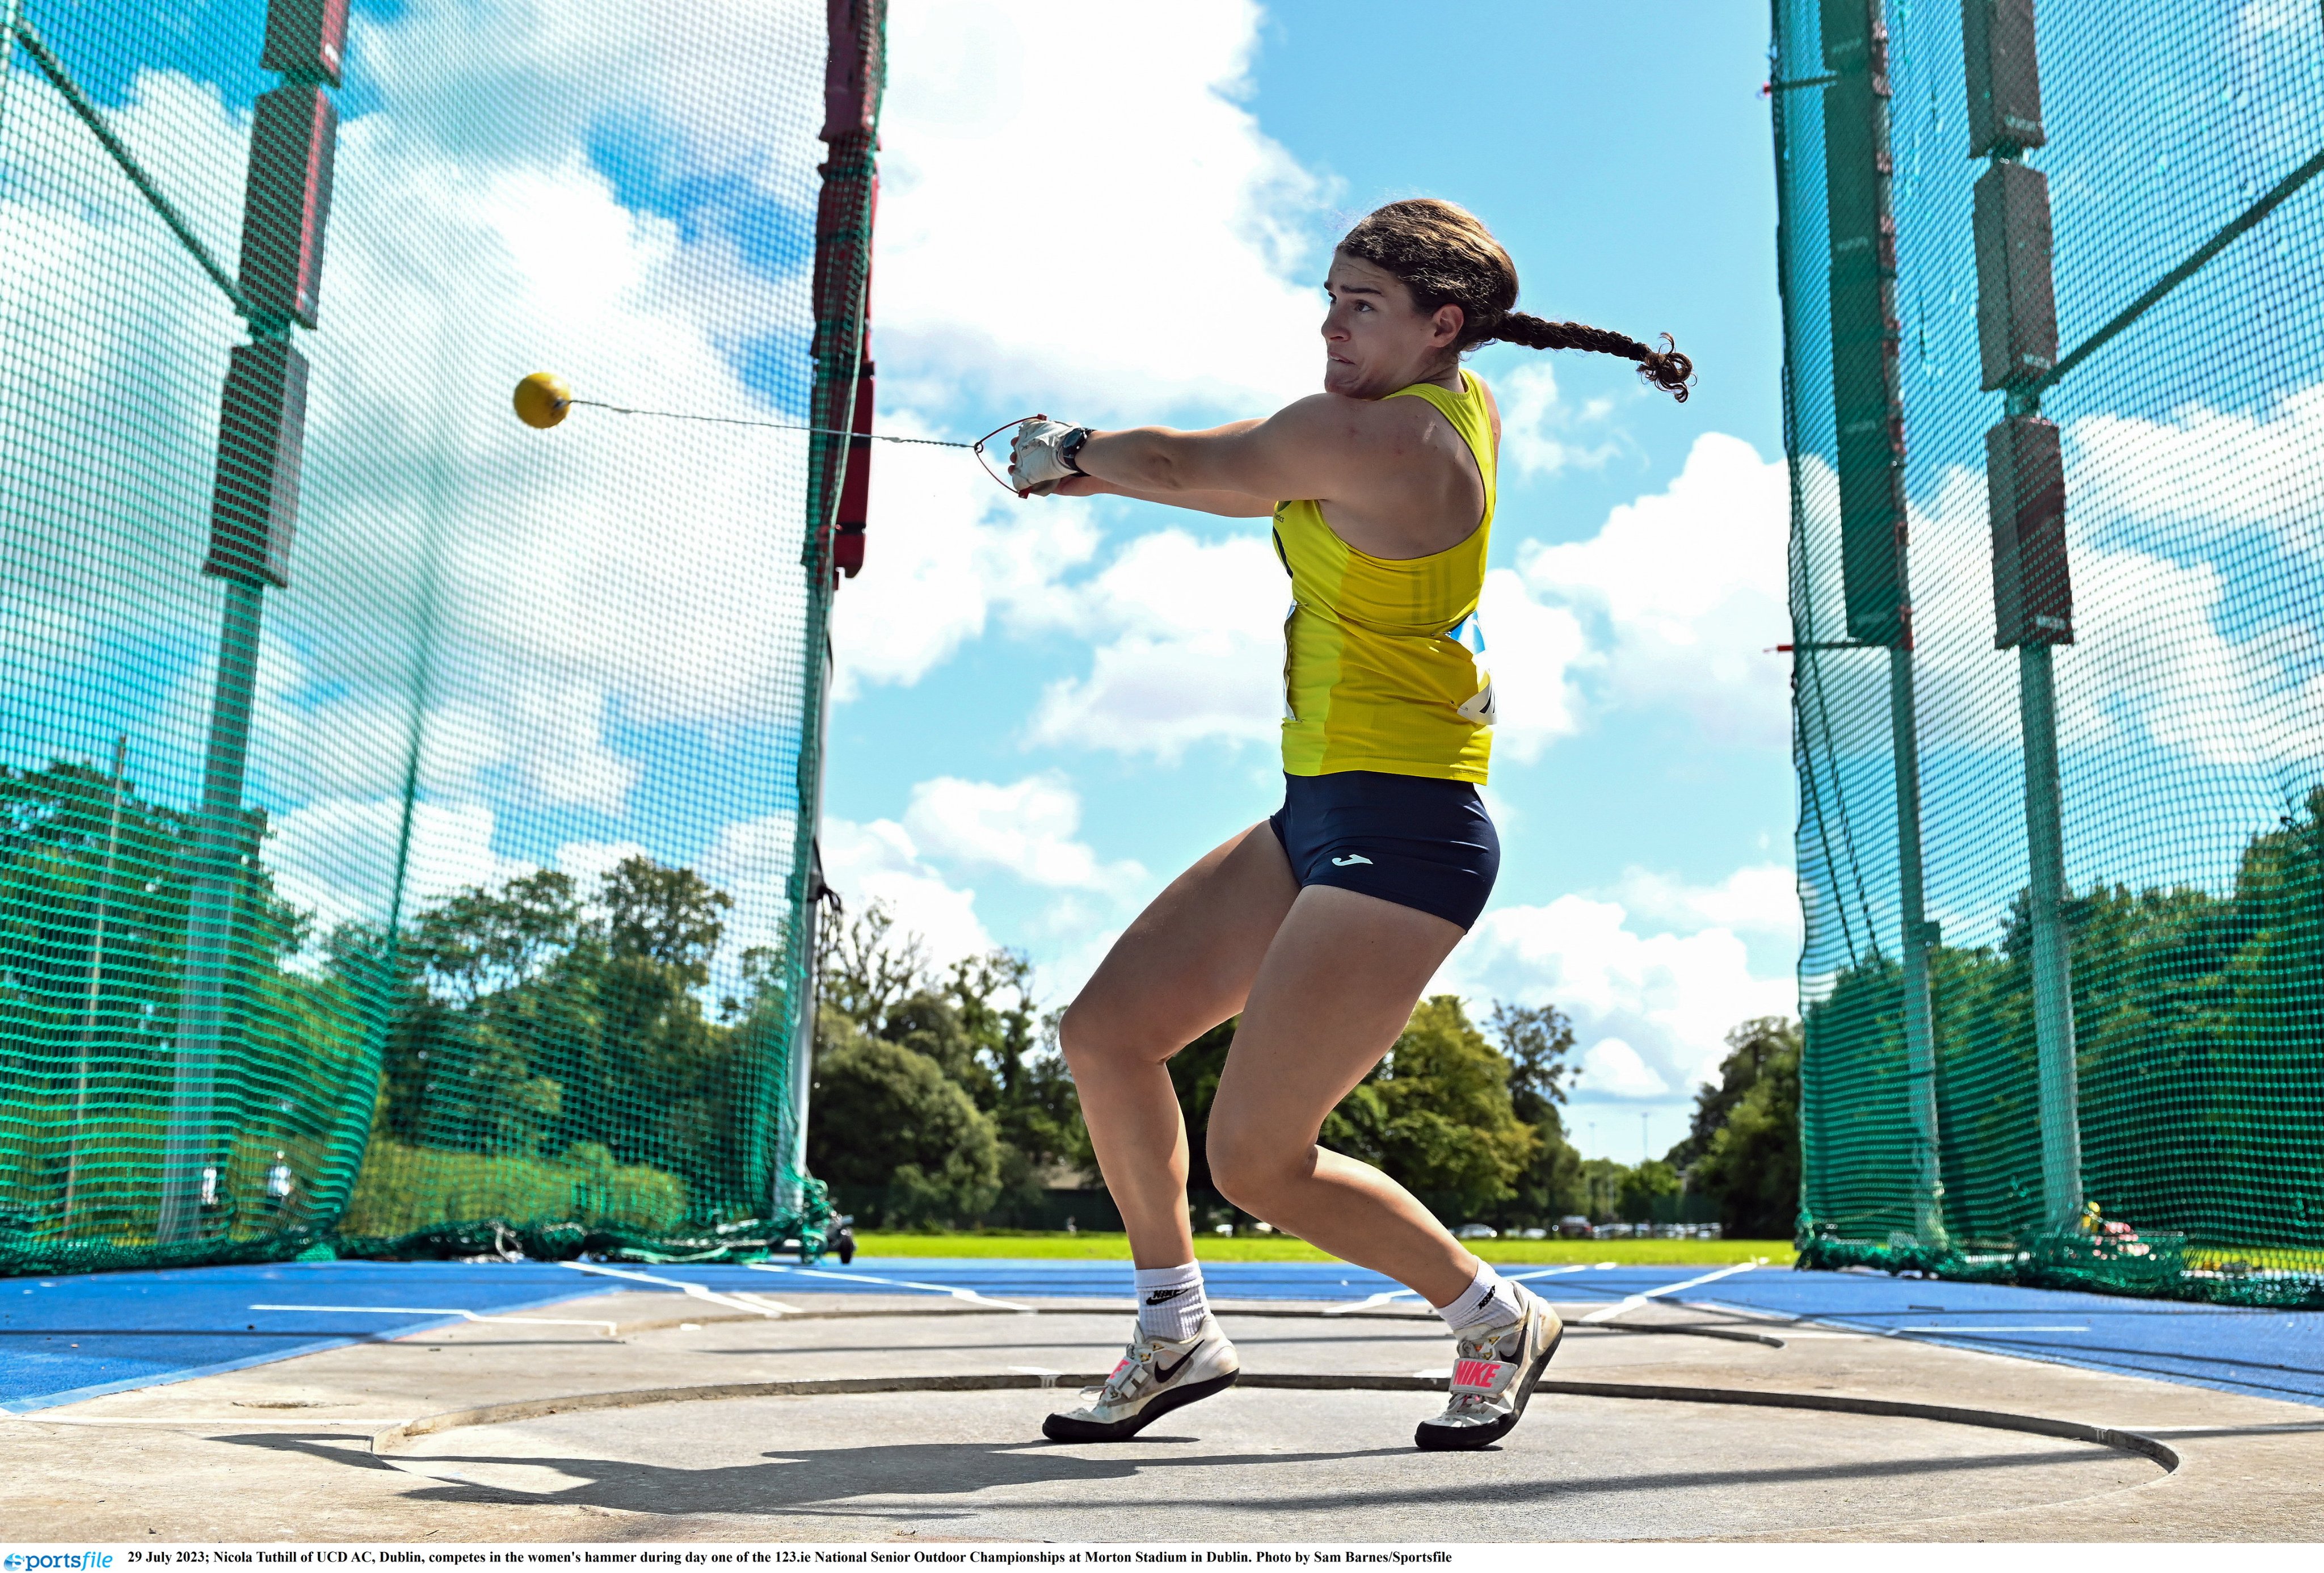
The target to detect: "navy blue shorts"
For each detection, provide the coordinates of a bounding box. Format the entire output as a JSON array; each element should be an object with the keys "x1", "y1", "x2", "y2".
[{"x1": 1268, "y1": 771, "x2": 1500, "y2": 931}]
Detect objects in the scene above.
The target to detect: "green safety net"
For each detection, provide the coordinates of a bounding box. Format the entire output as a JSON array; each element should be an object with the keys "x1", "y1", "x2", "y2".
[
  {"x1": 1774, "y1": 1, "x2": 2324, "y2": 1305},
  {"x1": 0, "y1": 0, "x2": 870, "y2": 1274}
]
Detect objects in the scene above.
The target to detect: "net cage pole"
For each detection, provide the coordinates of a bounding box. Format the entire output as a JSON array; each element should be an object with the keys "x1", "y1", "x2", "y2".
[
  {"x1": 154, "y1": 1, "x2": 346, "y2": 1247},
  {"x1": 1963, "y1": 0, "x2": 2082, "y2": 1231},
  {"x1": 1815, "y1": 0, "x2": 1948, "y2": 1248},
  {"x1": 774, "y1": 0, "x2": 886, "y2": 1230}
]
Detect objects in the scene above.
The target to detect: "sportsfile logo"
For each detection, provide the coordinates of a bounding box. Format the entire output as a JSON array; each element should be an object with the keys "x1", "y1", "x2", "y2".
[{"x1": 6, "y1": 1554, "x2": 117, "y2": 1570}]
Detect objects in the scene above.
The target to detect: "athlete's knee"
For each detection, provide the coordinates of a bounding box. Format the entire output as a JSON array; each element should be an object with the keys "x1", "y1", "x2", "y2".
[
  {"x1": 1058, "y1": 994, "x2": 1160, "y2": 1079},
  {"x1": 1205, "y1": 1119, "x2": 1311, "y2": 1214},
  {"x1": 1059, "y1": 978, "x2": 1194, "y2": 1075}
]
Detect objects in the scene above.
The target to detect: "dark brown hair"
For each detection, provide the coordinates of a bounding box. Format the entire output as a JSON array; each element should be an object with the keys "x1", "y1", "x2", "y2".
[{"x1": 1337, "y1": 197, "x2": 1694, "y2": 402}]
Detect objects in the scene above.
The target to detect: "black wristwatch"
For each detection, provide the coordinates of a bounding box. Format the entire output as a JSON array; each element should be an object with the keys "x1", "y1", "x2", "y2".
[{"x1": 1059, "y1": 426, "x2": 1091, "y2": 475}]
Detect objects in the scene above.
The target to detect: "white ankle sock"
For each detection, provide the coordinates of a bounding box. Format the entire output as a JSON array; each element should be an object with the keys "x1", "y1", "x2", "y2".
[
  {"x1": 1134, "y1": 1262, "x2": 1208, "y2": 1340},
  {"x1": 1437, "y1": 1261, "x2": 1524, "y2": 1335}
]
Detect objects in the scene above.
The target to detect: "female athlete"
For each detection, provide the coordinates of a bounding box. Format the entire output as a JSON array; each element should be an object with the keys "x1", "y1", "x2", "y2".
[{"x1": 1007, "y1": 198, "x2": 1691, "y2": 1451}]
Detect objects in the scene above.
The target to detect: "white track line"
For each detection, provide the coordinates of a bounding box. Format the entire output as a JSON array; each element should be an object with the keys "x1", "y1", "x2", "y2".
[
  {"x1": 1322, "y1": 1262, "x2": 1588, "y2": 1316},
  {"x1": 247, "y1": 1303, "x2": 617, "y2": 1338},
  {"x1": 747, "y1": 1261, "x2": 1029, "y2": 1310},
  {"x1": 1888, "y1": 1324, "x2": 2090, "y2": 1335},
  {"x1": 1580, "y1": 1260, "x2": 1762, "y2": 1323},
  {"x1": 558, "y1": 1260, "x2": 796, "y2": 1316},
  {"x1": 1506, "y1": 1265, "x2": 1594, "y2": 1285}
]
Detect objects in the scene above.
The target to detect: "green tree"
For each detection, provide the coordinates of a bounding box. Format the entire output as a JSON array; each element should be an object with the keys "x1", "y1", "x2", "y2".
[
  {"x1": 809, "y1": 903, "x2": 1082, "y2": 1225},
  {"x1": 807, "y1": 1009, "x2": 1002, "y2": 1226},
  {"x1": 1, "y1": 758, "x2": 369, "y2": 1239},
  {"x1": 1668, "y1": 1016, "x2": 1797, "y2": 1172},
  {"x1": 1327, "y1": 995, "x2": 1537, "y2": 1216},
  {"x1": 1689, "y1": 1020, "x2": 1802, "y2": 1238},
  {"x1": 1488, "y1": 1001, "x2": 1585, "y2": 1225},
  {"x1": 1618, "y1": 1158, "x2": 1683, "y2": 1223},
  {"x1": 1577, "y1": 1156, "x2": 1630, "y2": 1224}
]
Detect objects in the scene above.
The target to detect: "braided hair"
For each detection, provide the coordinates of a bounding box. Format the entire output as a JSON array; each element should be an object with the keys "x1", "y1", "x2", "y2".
[{"x1": 1337, "y1": 197, "x2": 1694, "y2": 402}]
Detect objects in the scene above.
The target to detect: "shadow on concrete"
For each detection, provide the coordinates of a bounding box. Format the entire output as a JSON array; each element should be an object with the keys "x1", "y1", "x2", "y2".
[
  {"x1": 221, "y1": 1423, "x2": 2153, "y2": 1525},
  {"x1": 227, "y1": 1431, "x2": 1411, "y2": 1522}
]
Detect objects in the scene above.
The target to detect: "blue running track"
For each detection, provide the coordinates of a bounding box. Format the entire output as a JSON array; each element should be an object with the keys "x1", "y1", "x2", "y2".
[{"x1": 3, "y1": 1256, "x2": 2316, "y2": 1415}]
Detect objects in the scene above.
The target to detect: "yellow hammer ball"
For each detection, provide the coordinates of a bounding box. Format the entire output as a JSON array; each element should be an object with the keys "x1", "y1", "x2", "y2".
[{"x1": 513, "y1": 371, "x2": 571, "y2": 430}]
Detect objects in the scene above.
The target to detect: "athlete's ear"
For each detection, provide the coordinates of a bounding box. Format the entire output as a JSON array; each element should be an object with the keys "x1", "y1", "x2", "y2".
[{"x1": 1431, "y1": 302, "x2": 1466, "y2": 348}]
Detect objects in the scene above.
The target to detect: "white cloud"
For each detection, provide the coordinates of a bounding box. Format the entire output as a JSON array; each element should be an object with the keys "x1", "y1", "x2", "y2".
[
  {"x1": 268, "y1": 798, "x2": 528, "y2": 933},
  {"x1": 1494, "y1": 360, "x2": 1621, "y2": 479},
  {"x1": 1577, "y1": 1037, "x2": 1670, "y2": 1100},
  {"x1": 1476, "y1": 566, "x2": 1593, "y2": 762},
  {"x1": 1613, "y1": 863, "x2": 1801, "y2": 944},
  {"x1": 2067, "y1": 385, "x2": 2324, "y2": 563},
  {"x1": 875, "y1": 0, "x2": 1328, "y2": 423},
  {"x1": 903, "y1": 772, "x2": 1143, "y2": 895},
  {"x1": 1508, "y1": 432, "x2": 1793, "y2": 751},
  {"x1": 830, "y1": 433, "x2": 1098, "y2": 699},
  {"x1": 1439, "y1": 885, "x2": 1796, "y2": 1107},
  {"x1": 1028, "y1": 528, "x2": 1287, "y2": 758},
  {"x1": 818, "y1": 815, "x2": 994, "y2": 971},
  {"x1": 0, "y1": 6, "x2": 848, "y2": 950}
]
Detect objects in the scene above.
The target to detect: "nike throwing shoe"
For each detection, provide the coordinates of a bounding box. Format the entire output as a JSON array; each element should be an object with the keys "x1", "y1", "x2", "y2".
[
  {"x1": 1414, "y1": 1284, "x2": 1564, "y2": 1452},
  {"x1": 1042, "y1": 1314, "x2": 1240, "y2": 1442}
]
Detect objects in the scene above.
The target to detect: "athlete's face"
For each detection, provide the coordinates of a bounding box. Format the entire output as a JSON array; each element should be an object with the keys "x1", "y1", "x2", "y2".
[{"x1": 1320, "y1": 251, "x2": 1465, "y2": 397}]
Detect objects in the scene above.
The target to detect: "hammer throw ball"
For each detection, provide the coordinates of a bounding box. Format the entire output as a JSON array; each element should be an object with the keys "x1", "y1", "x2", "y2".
[{"x1": 513, "y1": 372, "x2": 572, "y2": 429}]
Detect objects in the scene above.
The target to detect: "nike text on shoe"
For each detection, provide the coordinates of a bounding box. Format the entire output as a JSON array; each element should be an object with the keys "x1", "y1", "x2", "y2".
[
  {"x1": 1414, "y1": 1285, "x2": 1563, "y2": 1451},
  {"x1": 1043, "y1": 1315, "x2": 1240, "y2": 1443}
]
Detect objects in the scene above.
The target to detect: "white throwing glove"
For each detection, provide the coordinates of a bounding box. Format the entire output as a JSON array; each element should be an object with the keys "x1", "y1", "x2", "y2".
[{"x1": 1008, "y1": 417, "x2": 1090, "y2": 494}]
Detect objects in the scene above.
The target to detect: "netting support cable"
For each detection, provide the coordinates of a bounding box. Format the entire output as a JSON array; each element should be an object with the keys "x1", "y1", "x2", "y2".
[
  {"x1": 2023, "y1": 145, "x2": 2324, "y2": 412},
  {"x1": 1888, "y1": 646, "x2": 1948, "y2": 1247},
  {"x1": 6, "y1": 15, "x2": 255, "y2": 322}
]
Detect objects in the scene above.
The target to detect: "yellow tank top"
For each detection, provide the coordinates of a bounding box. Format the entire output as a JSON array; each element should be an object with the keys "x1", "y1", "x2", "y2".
[{"x1": 1275, "y1": 369, "x2": 1497, "y2": 783}]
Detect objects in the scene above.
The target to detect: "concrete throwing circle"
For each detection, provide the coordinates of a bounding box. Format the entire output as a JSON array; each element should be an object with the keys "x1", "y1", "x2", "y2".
[{"x1": 381, "y1": 1384, "x2": 2165, "y2": 1540}]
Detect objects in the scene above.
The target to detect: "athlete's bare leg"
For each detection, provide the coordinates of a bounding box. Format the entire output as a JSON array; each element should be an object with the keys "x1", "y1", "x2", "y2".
[
  {"x1": 1059, "y1": 823, "x2": 1300, "y2": 1270},
  {"x1": 1204, "y1": 885, "x2": 1481, "y2": 1307}
]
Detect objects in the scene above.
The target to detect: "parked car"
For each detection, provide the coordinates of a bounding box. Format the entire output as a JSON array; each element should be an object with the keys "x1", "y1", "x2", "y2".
[
  {"x1": 1454, "y1": 1223, "x2": 1498, "y2": 1239},
  {"x1": 1555, "y1": 1216, "x2": 1592, "y2": 1239},
  {"x1": 1519, "y1": 1227, "x2": 1548, "y2": 1240}
]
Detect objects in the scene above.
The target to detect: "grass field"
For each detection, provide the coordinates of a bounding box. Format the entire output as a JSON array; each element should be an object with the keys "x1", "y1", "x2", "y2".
[{"x1": 852, "y1": 1231, "x2": 1795, "y2": 1267}]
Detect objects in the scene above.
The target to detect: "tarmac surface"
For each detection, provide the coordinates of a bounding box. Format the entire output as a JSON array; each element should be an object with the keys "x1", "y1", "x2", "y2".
[{"x1": 6, "y1": 1280, "x2": 2322, "y2": 1542}]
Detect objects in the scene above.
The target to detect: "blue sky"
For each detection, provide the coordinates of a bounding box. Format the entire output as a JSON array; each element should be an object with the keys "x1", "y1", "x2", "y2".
[
  {"x1": 0, "y1": 0, "x2": 1797, "y2": 1164},
  {"x1": 819, "y1": 0, "x2": 1803, "y2": 1159}
]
